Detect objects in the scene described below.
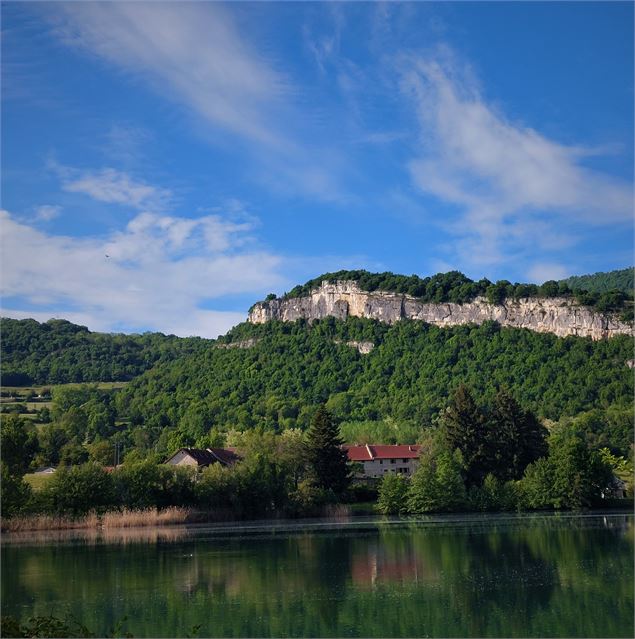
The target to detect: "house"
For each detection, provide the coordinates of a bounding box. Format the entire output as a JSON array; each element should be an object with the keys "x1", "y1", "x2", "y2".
[
  {"x1": 33, "y1": 466, "x2": 56, "y2": 474},
  {"x1": 164, "y1": 447, "x2": 241, "y2": 469},
  {"x1": 344, "y1": 444, "x2": 421, "y2": 478}
]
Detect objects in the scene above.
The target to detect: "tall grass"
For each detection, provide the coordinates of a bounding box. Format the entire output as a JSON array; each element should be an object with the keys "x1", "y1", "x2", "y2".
[
  {"x1": 1, "y1": 507, "x2": 193, "y2": 532},
  {"x1": 102, "y1": 507, "x2": 191, "y2": 528}
]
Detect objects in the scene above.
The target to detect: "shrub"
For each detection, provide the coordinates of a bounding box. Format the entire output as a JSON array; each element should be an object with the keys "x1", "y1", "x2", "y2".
[{"x1": 377, "y1": 473, "x2": 409, "y2": 515}]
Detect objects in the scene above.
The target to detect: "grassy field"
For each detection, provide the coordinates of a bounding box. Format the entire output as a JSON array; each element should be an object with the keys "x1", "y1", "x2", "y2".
[
  {"x1": 24, "y1": 473, "x2": 55, "y2": 491},
  {"x1": 3, "y1": 381, "x2": 129, "y2": 395}
]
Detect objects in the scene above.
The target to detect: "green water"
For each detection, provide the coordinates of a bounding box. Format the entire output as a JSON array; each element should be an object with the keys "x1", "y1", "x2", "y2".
[{"x1": 2, "y1": 512, "x2": 633, "y2": 637}]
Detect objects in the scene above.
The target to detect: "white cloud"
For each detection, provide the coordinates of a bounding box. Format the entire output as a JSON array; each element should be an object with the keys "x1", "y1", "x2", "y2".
[
  {"x1": 34, "y1": 204, "x2": 61, "y2": 222},
  {"x1": 58, "y1": 166, "x2": 172, "y2": 212},
  {"x1": 401, "y1": 50, "x2": 633, "y2": 269},
  {"x1": 48, "y1": 2, "x2": 290, "y2": 149},
  {"x1": 44, "y1": 2, "x2": 355, "y2": 204},
  {"x1": 0, "y1": 209, "x2": 286, "y2": 338},
  {"x1": 526, "y1": 263, "x2": 570, "y2": 284}
]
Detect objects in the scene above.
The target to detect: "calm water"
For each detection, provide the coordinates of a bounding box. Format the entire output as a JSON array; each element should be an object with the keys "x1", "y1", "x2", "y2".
[{"x1": 2, "y1": 512, "x2": 633, "y2": 637}]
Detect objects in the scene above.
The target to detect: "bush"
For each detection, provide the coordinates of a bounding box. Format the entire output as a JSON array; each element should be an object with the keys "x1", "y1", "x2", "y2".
[
  {"x1": 42, "y1": 463, "x2": 116, "y2": 515},
  {"x1": 377, "y1": 473, "x2": 409, "y2": 515},
  {"x1": 407, "y1": 450, "x2": 467, "y2": 513},
  {"x1": 468, "y1": 474, "x2": 519, "y2": 511},
  {"x1": 0, "y1": 462, "x2": 32, "y2": 517}
]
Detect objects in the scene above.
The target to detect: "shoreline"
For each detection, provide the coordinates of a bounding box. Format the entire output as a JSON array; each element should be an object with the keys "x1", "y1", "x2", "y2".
[{"x1": 2, "y1": 504, "x2": 632, "y2": 543}]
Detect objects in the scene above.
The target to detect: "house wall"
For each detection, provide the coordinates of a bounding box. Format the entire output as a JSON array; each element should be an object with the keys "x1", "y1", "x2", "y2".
[
  {"x1": 360, "y1": 458, "x2": 419, "y2": 478},
  {"x1": 167, "y1": 451, "x2": 198, "y2": 466}
]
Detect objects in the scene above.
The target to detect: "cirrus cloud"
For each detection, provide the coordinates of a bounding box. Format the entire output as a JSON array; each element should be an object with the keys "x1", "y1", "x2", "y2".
[{"x1": 400, "y1": 49, "x2": 633, "y2": 276}]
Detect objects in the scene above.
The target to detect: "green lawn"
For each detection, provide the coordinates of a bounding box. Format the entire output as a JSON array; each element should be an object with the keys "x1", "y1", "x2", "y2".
[{"x1": 24, "y1": 473, "x2": 55, "y2": 492}]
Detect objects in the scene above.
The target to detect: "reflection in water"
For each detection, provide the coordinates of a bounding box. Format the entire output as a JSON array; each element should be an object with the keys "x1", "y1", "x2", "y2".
[{"x1": 2, "y1": 513, "x2": 633, "y2": 638}]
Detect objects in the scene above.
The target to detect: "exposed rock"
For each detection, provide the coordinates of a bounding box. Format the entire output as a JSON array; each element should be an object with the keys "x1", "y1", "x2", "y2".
[
  {"x1": 248, "y1": 280, "x2": 633, "y2": 341},
  {"x1": 334, "y1": 339, "x2": 375, "y2": 354},
  {"x1": 216, "y1": 338, "x2": 261, "y2": 349},
  {"x1": 626, "y1": 359, "x2": 635, "y2": 369}
]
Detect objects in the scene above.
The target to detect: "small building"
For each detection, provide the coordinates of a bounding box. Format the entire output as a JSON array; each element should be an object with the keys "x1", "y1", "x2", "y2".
[
  {"x1": 344, "y1": 444, "x2": 421, "y2": 478},
  {"x1": 33, "y1": 466, "x2": 56, "y2": 474},
  {"x1": 164, "y1": 447, "x2": 241, "y2": 469}
]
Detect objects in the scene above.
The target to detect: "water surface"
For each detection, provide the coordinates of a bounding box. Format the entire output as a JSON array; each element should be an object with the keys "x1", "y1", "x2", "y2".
[{"x1": 2, "y1": 512, "x2": 633, "y2": 637}]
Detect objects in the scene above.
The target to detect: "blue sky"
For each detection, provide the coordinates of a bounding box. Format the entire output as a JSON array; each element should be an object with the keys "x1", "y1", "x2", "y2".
[{"x1": 1, "y1": 1, "x2": 633, "y2": 337}]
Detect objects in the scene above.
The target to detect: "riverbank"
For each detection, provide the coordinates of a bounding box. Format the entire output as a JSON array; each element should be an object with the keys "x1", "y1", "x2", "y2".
[
  {"x1": 1, "y1": 502, "x2": 378, "y2": 533},
  {"x1": 2, "y1": 499, "x2": 631, "y2": 535}
]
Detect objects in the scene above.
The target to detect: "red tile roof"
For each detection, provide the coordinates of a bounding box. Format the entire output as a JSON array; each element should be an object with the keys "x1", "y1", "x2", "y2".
[{"x1": 343, "y1": 444, "x2": 421, "y2": 462}]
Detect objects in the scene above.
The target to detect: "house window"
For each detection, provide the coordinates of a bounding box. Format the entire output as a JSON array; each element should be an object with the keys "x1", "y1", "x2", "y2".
[
  {"x1": 380, "y1": 460, "x2": 383, "y2": 465},
  {"x1": 390, "y1": 459, "x2": 396, "y2": 464},
  {"x1": 402, "y1": 459, "x2": 408, "y2": 463}
]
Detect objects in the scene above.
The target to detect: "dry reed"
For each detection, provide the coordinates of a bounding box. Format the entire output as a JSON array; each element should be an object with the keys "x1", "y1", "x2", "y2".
[
  {"x1": 101, "y1": 507, "x2": 192, "y2": 528},
  {"x1": 1, "y1": 507, "x2": 193, "y2": 532}
]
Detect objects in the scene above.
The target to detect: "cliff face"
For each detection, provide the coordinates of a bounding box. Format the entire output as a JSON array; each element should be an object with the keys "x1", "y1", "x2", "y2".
[{"x1": 248, "y1": 281, "x2": 632, "y2": 341}]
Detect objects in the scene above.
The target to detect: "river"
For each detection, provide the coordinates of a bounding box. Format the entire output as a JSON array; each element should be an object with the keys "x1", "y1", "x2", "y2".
[{"x1": 2, "y1": 511, "x2": 633, "y2": 637}]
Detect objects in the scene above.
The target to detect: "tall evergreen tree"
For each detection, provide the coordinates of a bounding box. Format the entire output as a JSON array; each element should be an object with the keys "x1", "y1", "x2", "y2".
[
  {"x1": 304, "y1": 406, "x2": 350, "y2": 495},
  {"x1": 490, "y1": 388, "x2": 548, "y2": 481},
  {"x1": 442, "y1": 385, "x2": 491, "y2": 487}
]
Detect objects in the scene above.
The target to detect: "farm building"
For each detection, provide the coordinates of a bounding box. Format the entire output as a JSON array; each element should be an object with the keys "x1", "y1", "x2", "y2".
[
  {"x1": 344, "y1": 444, "x2": 421, "y2": 478},
  {"x1": 164, "y1": 447, "x2": 241, "y2": 469}
]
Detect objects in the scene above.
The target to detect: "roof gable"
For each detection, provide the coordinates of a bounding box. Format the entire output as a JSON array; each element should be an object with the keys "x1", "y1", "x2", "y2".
[{"x1": 343, "y1": 444, "x2": 421, "y2": 462}]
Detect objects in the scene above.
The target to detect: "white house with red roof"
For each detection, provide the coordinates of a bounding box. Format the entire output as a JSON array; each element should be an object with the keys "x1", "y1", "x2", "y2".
[{"x1": 343, "y1": 444, "x2": 421, "y2": 478}]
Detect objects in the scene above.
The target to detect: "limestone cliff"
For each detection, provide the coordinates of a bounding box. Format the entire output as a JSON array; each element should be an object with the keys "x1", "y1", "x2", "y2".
[{"x1": 248, "y1": 281, "x2": 632, "y2": 340}]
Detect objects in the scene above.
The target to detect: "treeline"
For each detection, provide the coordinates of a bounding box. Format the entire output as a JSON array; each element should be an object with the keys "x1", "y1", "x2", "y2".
[
  {"x1": 1, "y1": 408, "x2": 352, "y2": 519},
  {"x1": 279, "y1": 269, "x2": 633, "y2": 318},
  {"x1": 377, "y1": 386, "x2": 626, "y2": 515},
  {"x1": 559, "y1": 267, "x2": 634, "y2": 295},
  {"x1": 0, "y1": 318, "x2": 210, "y2": 385}
]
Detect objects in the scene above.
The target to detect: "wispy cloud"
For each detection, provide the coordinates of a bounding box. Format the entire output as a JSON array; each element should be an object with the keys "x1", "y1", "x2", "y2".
[
  {"x1": 34, "y1": 204, "x2": 61, "y2": 222},
  {"x1": 48, "y1": 2, "x2": 291, "y2": 149},
  {"x1": 44, "y1": 2, "x2": 357, "y2": 203},
  {"x1": 0, "y1": 209, "x2": 285, "y2": 338},
  {"x1": 52, "y1": 163, "x2": 172, "y2": 212},
  {"x1": 400, "y1": 48, "x2": 633, "y2": 274},
  {"x1": 526, "y1": 262, "x2": 570, "y2": 284}
]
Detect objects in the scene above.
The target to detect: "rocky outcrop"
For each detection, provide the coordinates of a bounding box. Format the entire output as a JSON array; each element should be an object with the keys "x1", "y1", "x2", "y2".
[
  {"x1": 248, "y1": 281, "x2": 632, "y2": 341},
  {"x1": 216, "y1": 338, "x2": 261, "y2": 349},
  {"x1": 334, "y1": 339, "x2": 375, "y2": 354}
]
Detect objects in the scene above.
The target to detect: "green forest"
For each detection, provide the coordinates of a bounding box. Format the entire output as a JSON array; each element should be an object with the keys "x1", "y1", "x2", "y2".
[
  {"x1": 559, "y1": 267, "x2": 634, "y2": 294},
  {"x1": 1, "y1": 318, "x2": 208, "y2": 385},
  {"x1": 1, "y1": 316, "x2": 632, "y2": 469}
]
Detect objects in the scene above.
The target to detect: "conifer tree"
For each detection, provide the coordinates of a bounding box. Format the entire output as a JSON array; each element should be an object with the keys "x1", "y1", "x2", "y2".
[
  {"x1": 442, "y1": 385, "x2": 491, "y2": 487},
  {"x1": 490, "y1": 388, "x2": 548, "y2": 480},
  {"x1": 304, "y1": 406, "x2": 350, "y2": 495}
]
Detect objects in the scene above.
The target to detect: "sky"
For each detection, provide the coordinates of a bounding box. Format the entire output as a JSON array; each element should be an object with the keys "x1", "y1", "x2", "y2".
[{"x1": 1, "y1": 1, "x2": 633, "y2": 338}]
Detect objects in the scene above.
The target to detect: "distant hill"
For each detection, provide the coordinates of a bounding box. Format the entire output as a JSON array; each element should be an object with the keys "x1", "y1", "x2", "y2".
[
  {"x1": 0, "y1": 318, "x2": 210, "y2": 386},
  {"x1": 559, "y1": 268, "x2": 634, "y2": 295}
]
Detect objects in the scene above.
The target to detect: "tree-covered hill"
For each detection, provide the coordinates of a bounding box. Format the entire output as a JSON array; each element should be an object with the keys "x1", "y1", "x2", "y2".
[
  {"x1": 119, "y1": 317, "x2": 632, "y2": 450},
  {"x1": 0, "y1": 318, "x2": 211, "y2": 385},
  {"x1": 559, "y1": 267, "x2": 634, "y2": 295}
]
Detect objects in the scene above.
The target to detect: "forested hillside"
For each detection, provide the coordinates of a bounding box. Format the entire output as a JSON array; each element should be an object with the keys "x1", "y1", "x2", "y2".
[
  {"x1": 117, "y1": 317, "x2": 632, "y2": 453},
  {"x1": 559, "y1": 268, "x2": 634, "y2": 295},
  {"x1": 1, "y1": 318, "x2": 210, "y2": 385}
]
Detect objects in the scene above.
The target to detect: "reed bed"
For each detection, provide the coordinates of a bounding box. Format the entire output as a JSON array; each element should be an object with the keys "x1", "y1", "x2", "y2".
[
  {"x1": 1, "y1": 507, "x2": 194, "y2": 532},
  {"x1": 1, "y1": 512, "x2": 100, "y2": 532},
  {"x1": 101, "y1": 507, "x2": 192, "y2": 528}
]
